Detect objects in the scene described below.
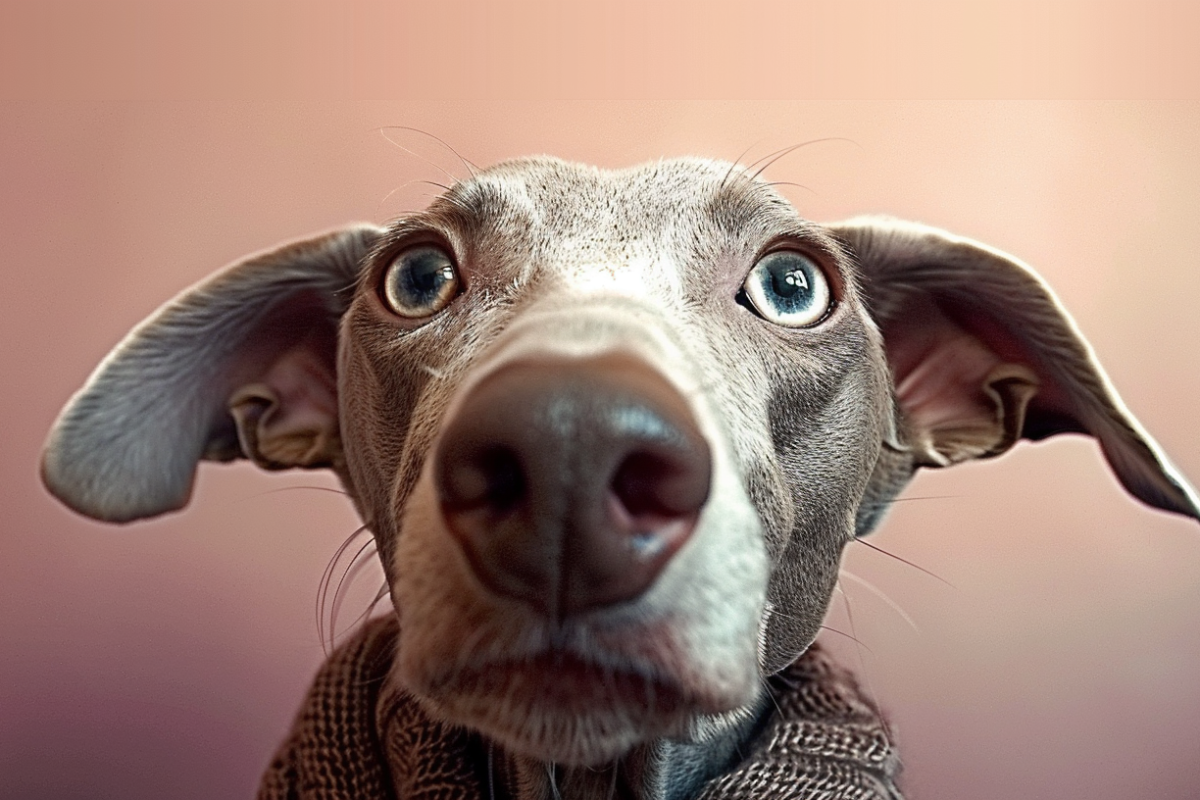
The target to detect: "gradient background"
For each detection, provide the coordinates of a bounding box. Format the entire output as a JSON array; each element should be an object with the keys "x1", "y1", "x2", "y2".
[{"x1": 3, "y1": 4, "x2": 1200, "y2": 799}]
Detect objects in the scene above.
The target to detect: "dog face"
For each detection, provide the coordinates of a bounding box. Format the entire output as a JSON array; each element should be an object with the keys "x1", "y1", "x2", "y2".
[
  {"x1": 42, "y1": 157, "x2": 1199, "y2": 771},
  {"x1": 337, "y1": 157, "x2": 890, "y2": 763}
]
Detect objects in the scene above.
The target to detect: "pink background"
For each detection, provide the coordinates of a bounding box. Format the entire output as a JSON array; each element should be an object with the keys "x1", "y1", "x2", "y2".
[{"x1": 3, "y1": 5, "x2": 1200, "y2": 799}]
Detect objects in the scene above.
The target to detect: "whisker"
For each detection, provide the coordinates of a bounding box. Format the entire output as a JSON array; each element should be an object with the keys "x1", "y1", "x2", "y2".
[
  {"x1": 323, "y1": 553, "x2": 358, "y2": 651},
  {"x1": 378, "y1": 125, "x2": 478, "y2": 179},
  {"x1": 317, "y1": 529, "x2": 359, "y2": 650},
  {"x1": 377, "y1": 127, "x2": 463, "y2": 184},
  {"x1": 343, "y1": 582, "x2": 391, "y2": 631},
  {"x1": 720, "y1": 140, "x2": 764, "y2": 191},
  {"x1": 745, "y1": 137, "x2": 861, "y2": 184},
  {"x1": 839, "y1": 569, "x2": 920, "y2": 634},
  {"x1": 377, "y1": 184, "x2": 404, "y2": 210},
  {"x1": 861, "y1": 494, "x2": 959, "y2": 511},
  {"x1": 818, "y1": 624, "x2": 874, "y2": 655},
  {"x1": 316, "y1": 525, "x2": 370, "y2": 655},
  {"x1": 331, "y1": 583, "x2": 391, "y2": 666},
  {"x1": 328, "y1": 538, "x2": 379, "y2": 649},
  {"x1": 414, "y1": 178, "x2": 454, "y2": 193},
  {"x1": 836, "y1": 583, "x2": 866, "y2": 668},
  {"x1": 377, "y1": 177, "x2": 472, "y2": 214},
  {"x1": 835, "y1": 583, "x2": 894, "y2": 747},
  {"x1": 764, "y1": 180, "x2": 816, "y2": 196},
  {"x1": 852, "y1": 536, "x2": 956, "y2": 588},
  {"x1": 759, "y1": 675, "x2": 785, "y2": 716}
]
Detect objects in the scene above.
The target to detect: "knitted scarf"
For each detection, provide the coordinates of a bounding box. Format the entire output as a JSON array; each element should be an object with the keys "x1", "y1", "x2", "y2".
[{"x1": 258, "y1": 616, "x2": 903, "y2": 800}]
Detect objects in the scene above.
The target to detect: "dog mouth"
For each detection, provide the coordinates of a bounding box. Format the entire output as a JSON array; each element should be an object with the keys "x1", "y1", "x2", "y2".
[
  {"x1": 411, "y1": 637, "x2": 742, "y2": 765},
  {"x1": 450, "y1": 650, "x2": 690, "y2": 717}
]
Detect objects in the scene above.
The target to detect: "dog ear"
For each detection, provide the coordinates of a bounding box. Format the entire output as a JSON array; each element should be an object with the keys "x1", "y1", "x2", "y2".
[
  {"x1": 42, "y1": 224, "x2": 385, "y2": 523},
  {"x1": 830, "y1": 216, "x2": 1199, "y2": 522}
]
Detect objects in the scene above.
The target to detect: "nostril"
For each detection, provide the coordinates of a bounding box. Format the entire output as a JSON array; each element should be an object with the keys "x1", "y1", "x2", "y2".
[
  {"x1": 440, "y1": 445, "x2": 526, "y2": 512},
  {"x1": 609, "y1": 443, "x2": 710, "y2": 520},
  {"x1": 478, "y1": 447, "x2": 525, "y2": 511},
  {"x1": 612, "y1": 453, "x2": 665, "y2": 517}
]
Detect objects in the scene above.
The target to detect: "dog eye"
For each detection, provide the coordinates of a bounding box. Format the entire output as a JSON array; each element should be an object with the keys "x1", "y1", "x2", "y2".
[
  {"x1": 740, "y1": 251, "x2": 832, "y2": 327},
  {"x1": 381, "y1": 246, "x2": 461, "y2": 318}
]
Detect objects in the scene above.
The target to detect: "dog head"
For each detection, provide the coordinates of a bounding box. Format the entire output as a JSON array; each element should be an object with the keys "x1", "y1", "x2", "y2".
[{"x1": 42, "y1": 156, "x2": 1199, "y2": 773}]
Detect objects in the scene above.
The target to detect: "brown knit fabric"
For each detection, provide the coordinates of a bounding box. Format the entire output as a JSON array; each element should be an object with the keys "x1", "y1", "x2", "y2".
[{"x1": 258, "y1": 616, "x2": 902, "y2": 800}]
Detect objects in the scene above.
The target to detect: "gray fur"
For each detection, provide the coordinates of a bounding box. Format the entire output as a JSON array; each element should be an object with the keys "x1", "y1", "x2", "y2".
[
  {"x1": 41, "y1": 225, "x2": 382, "y2": 522},
  {"x1": 41, "y1": 156, "x2": 1199, "y2": 799}
]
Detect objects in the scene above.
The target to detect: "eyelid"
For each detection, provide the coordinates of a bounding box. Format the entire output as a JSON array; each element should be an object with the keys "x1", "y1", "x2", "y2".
[{"x1": 373, "y1": 221, "x2": 466, "y2": 274}]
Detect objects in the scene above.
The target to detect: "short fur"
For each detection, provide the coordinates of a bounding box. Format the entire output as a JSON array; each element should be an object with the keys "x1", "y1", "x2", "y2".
[{"x1": 42, "y1": 157, "x2": 1200, "y2": 799}]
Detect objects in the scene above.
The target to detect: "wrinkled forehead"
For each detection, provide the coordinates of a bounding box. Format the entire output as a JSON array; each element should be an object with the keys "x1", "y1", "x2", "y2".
[
  {"x1": 461, "y1": 156, "x2": 793, "y2": 228},
  {"x1": 384, "y1": 156, "x2": 841, "y2": 288}
]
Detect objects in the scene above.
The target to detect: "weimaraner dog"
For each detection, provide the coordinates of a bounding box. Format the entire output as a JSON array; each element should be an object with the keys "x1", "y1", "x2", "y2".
[{"x1": 42, "y1": 157, "x2": 1199, "y2": 799}]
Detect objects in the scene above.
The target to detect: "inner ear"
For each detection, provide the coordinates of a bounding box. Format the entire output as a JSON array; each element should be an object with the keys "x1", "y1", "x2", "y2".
[
  {"x1": 831, "y1": 216, "x2": 1198, "y2": 521},
  {"x1": 885, "y1": 294, "x2": 1040, "y2": 467},
  {"x1": 227, "y1": 316, "x2": 341, "y2": 471}
]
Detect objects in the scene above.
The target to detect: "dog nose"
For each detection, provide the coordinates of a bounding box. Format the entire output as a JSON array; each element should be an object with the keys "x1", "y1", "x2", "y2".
[{"x1": 435, "y1": 355, "x2": 711, "y2": 619}]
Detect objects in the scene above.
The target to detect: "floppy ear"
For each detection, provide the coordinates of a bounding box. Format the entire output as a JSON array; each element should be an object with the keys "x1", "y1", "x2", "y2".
[
  {"x1": 42, "y1": 224, "x2": 385, "y2": 523},
  {"x1": 831, "y1": 216, "x2": 1199, "y2": 522}
]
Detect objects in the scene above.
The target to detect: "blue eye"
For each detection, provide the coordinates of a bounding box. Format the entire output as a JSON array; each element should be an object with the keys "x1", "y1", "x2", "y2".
[
  {"x1": 382, "y1": 246, "x2": 461, "y2": 318},
  {"x1": 741, "y1": 251, "x2": 832, "y2": 327}
]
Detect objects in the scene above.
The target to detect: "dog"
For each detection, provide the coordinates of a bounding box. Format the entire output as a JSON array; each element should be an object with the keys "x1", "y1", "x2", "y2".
[{"x1": 41, "y1": 156, "x2": 1200, "y2": 799}]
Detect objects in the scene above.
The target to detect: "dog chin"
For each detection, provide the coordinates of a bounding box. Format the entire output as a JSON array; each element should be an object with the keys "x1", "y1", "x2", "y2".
[
  {"x1": 409, "y1": 653, "x2": 745, "y2": 766},
  {"x1": 458, "y1": 712, "x2": 662, "y2": 767}
]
